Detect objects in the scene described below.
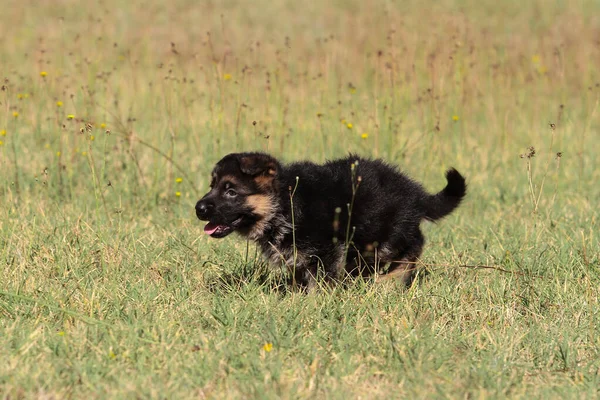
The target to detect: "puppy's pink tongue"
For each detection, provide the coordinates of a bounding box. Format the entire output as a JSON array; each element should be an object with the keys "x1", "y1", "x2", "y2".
[{"x1": 204, "y1": 222, "x2": 219, "y2": 235}]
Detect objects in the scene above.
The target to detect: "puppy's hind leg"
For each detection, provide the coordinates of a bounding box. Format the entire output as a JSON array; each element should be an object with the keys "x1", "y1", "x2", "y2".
[
  {"x1": 376, "y1": 257, "x2": 420, "y2": 286},
  {"x1": 376, "y1": 231, "x2": 424, "y2": 287}
]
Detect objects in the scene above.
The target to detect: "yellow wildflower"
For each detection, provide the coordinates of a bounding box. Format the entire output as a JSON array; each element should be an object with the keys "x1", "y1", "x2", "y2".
[
  {"x1": 175, "y1": 177, "x2": 183, "y2": 183},
  {"x1": 57, "y1": 331, "x2": 65, "y2": 336},
  {"x1": 100, "y1": 123, "x2": 107, "y2": 129},
  {"x1": 89, "y1": 135, "x2": 95, "y2": 141},
  {"x1": 56, "y1": 151, "x2": 61, "y2": 157},
  {"x1": 452, "y1": 115, "x2": 460, "y2": 121},
  {"x1": 361, "y1": 133, "x2": 369, "y2": 139},
  {"x1": 81, "y1": 151, "x2": 87, "y2": 156},
  {"x1": 175, "y1": 191, "x2": 181, "y2": 197},
  {"x1": 0, "y1": 140, "x2": 3, "y2": 146},
  {"x1": 40, "y1": 71, "x2": 48, "y2": 77},
  {"x1": 531, "y1": 55, "x2": 541, "y2": 64},
  {"x1": 12, "y1": 111, "x2": 19, "y2": 118},
  {"x1": 223, "y1": 73, "x2": 232, "y2": 81},
  {"x1": 0, "y1": 130, "x2": 6, "y2": 136},
  {"x1": 67, "y1": 114, "x2": 75, "y2": 120},
  {"x1": 56, "y1": 101, "x2": 63, "y2": 107},
  {"x1": 17, "y1": 93, "x2": 25, "y2": 100},
  {"x1": 263, "y1": 343, "x2": 273, "y2": 352},
  {"x1": 346, "y1": 123, "x2": 353, "y2": 129}
]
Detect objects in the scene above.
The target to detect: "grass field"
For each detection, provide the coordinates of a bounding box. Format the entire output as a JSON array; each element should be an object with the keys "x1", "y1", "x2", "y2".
[{"x1": 1, "y1": 0, "x2": 600, "y2": 398}]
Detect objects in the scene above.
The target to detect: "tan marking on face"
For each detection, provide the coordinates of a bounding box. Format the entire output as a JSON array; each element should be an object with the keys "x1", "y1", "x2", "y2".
[
  {"x1": 246, "y1": 194, "x2": 275, "y2": 217},
  {"x1": 245, "y1": 194, "x2": 277, "y2": 239}
]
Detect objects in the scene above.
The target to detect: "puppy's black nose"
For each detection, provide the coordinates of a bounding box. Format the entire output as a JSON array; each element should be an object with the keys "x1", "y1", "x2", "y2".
[{"x1": 195, "y1": 200, "x2": 213, "y2": 219}]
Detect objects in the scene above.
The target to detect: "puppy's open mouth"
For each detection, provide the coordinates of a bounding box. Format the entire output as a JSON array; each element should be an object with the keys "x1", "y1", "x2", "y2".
[{"x1": 203, "y1": 217, "x2": 243, "y2": 238}]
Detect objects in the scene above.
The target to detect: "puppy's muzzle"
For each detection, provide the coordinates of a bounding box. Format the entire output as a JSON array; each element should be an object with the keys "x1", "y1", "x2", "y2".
[{"x1": 195, "y1": 199, "x2": 214, "y2": 220}]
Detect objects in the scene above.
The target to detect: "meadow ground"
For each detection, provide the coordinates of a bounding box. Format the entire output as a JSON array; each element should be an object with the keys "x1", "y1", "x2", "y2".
[{"x1": 1, "y1": 0, "x2": 599, "y2": 398}]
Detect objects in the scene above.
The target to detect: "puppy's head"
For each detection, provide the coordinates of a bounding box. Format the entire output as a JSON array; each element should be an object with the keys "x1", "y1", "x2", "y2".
[{"x1": 195, "y1": 152, "x2": 281, "y2": 239}]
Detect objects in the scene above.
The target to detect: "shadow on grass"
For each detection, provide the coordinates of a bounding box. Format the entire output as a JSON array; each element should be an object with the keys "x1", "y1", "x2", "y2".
[
  {"x1": 203, "y1": 260, "x2": 293, "y2": 296},
  {"x1": 203, "y1": 258, "x2": 432, "y2": 296}
]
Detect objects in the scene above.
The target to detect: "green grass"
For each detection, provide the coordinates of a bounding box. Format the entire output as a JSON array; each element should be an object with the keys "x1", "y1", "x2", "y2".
[{"x1": 1, "y1": 0, "x2": 600, "y2": 398}]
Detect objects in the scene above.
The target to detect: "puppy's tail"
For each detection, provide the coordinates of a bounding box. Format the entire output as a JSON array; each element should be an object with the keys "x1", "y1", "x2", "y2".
[{"x1": 422, "y1": 168, "x2": 466, "y2": 221}]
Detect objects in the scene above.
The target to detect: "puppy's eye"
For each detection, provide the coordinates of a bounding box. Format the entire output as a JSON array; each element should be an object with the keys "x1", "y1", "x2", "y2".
[{"x1": 225, "y1": 189, "x2": 238, "y2": 198}]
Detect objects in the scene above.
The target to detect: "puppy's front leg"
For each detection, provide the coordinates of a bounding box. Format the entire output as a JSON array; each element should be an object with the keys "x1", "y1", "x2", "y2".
[{"x1": 291, "y1": 263, "x2": 340, "y2": 292}]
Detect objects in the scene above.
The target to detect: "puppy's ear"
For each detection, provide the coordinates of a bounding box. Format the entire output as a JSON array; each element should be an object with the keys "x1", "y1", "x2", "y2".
[
  {"x1": 238, "y1": 153, "x2": 278, "y2": 177},
  {"x1": 238, "y1": 153, "x2": 279, "y2": 191}
]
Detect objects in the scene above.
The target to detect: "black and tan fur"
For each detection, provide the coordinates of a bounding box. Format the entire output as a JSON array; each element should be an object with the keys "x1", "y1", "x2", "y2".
[{"x1": 196, "y1": 152, "x2": 466, "y2": 288}]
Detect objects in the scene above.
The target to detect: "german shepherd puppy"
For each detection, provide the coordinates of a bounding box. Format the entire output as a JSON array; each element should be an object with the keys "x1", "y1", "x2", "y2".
[{"x1": 196, "y1": 152, "x2": 466, "y2": 288}]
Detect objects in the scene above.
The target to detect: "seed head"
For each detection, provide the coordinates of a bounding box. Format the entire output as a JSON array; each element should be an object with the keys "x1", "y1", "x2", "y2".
[{"x1": 520, "y1": 146, "x2": 536, "y2": 159}]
